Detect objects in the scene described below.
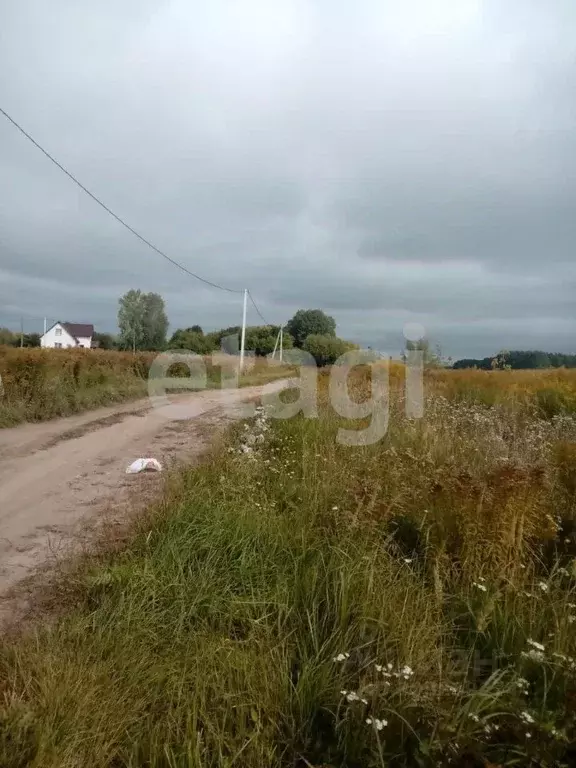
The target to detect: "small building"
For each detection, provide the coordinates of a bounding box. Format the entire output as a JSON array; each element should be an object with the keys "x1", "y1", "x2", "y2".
[{"x1": 40, "y1": 322, "x2": 94, "y2": 349}]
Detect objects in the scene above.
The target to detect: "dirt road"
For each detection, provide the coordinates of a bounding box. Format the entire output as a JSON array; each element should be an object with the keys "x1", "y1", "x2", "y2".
[{"x1": 0, "y1": 381, "x2": 289, "y2": 622}]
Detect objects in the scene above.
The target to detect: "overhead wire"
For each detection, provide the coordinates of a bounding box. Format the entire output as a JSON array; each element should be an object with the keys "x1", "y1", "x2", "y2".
[
  {"x1": 0, "y1": 106, "x2": 242, "y2": 294},
  {"x1": 247, "y1": 289, "x2": 271, "y2": 326}
]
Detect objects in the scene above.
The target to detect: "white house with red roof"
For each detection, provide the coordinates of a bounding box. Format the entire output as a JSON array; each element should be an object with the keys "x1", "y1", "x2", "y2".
[{"x1": 40, "y1": 322, "x2": 94, "y2": 349}]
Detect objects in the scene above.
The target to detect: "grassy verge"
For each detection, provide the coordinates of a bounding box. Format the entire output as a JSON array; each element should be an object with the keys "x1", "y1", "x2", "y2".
[
  {"x1": 0, "y1": 347, "x2": 292, "y2": 427},
  {"x1": 1, "y1": 368, "x2": 576, "y2": 766}
]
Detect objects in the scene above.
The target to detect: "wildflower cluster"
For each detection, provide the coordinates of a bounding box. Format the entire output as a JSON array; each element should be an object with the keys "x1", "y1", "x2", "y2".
[
  {"x1": 340, "y1": 690, "x2": 368, "y2": 705},
  {"x1": 375, "y1": 662, "x2": 414, "y2": 682},
  {"x1": 521, "y1": 638, "x2": 546, "y2": 663}
]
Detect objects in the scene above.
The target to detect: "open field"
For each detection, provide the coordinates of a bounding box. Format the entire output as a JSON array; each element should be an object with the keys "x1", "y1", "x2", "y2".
[
  {"x1": 1, "y1": 367, "x2": 576, "y2": 766},
  {"x1": 0, "y1": 347, "x2": 291, "y2": 427}
]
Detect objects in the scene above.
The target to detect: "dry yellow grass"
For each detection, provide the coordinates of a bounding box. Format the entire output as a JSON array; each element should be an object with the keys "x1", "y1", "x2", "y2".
[{"x1": 0, "y1": 346, "x2": 293, "y2": 426}]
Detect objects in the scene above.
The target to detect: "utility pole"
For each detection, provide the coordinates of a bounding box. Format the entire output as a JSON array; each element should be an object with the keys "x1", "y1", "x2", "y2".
[
  {"x1": 271, "y1": 327, "x2": 280, "y2": 360},
  {"x1": 279, "y1": 325, "x2": 283, "y2": 363},
  {"x1": 20, "y1": 317, "x2": 24, "y2": 347},
  {"x1": 43, "y1": 317, "x2": 47, "y2": 336},
  {"x1": 239, "y1": 288, "x2": 247, "y2": 371}
]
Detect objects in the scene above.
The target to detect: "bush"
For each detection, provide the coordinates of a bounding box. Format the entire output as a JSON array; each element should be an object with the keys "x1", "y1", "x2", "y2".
[
  {"x1": 302, "y1": 334, "x2": 357, "y2": 366},
  {"x1": 167, "y1": 330, "x2": 215, "y2": 355}
]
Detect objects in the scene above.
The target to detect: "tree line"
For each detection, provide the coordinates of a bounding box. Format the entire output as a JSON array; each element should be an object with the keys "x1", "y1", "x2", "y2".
[
  {"x1": 0, "y1": 291, "x2": 356, "y2": 365},
  {"x1": 3, "y1": 296, "x2": 573, "y2": 373},
  {"x1": 453, "y1": 350, "x2": 576, "y2": 370},
  {"x1": 167, "y1": 308, "x2": 357, "y2": 365},
  {"x1": 116, "y1": 292, "x2": 358, "y2": 364}
]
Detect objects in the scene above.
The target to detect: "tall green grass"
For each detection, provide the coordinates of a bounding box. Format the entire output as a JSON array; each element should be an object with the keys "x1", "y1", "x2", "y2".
[{"x1": 1, "y1": 369, "x2": 576, "y2": 766}]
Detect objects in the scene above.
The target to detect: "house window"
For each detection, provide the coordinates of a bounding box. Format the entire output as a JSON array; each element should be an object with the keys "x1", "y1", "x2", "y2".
[
  {"x1": 54, "y1": 343, "x2": 62, "y2": 348},
  {"x1": 55, "y1": 328, "x2": 62, "y2": 336}
]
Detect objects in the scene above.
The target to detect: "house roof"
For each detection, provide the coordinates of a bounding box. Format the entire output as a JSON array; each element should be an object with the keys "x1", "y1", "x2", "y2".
[
  {"x1": 62, "y1": 323, "x2": 94, "y2": 340},
  {"x1": 41, "y1": 321, "x2": 95, "y2": 342}
]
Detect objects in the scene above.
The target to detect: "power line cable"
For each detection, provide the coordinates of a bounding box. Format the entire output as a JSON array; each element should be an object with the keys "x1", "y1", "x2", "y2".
[
  {"x1": 0, "y1": 106, "x2": 242, "y2": 294},
  {"x1": 247, "y1": 289, "x2": 271, "y2": 325}
]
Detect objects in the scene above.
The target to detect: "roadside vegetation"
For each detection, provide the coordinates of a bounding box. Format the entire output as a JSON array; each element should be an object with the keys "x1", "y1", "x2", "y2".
[
  {"x1": 1, "y1": 366, "x2": 576, "y2": 766},
  {"x1": 0, "y1": 347, "x2": 292, "y2": 427}
]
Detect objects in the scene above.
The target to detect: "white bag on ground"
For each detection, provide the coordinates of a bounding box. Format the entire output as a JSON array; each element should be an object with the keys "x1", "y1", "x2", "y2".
[{"x1": 126, "y1": 458, "x2": 163, "y2": 474}]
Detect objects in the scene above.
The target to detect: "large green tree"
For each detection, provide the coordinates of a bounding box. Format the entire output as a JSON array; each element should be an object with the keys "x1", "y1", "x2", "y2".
[
  {"x1": 303, "y1": 334, "x2": 356, "y2": 366},
  {"x1": 142, "y1": 292, "x2": 169, "y2": 350},
  {"x1": 168, "y1": 329, "x2": 215, "y2": 354},
  {"x1": 118, "y1": 290, "x2": 169, "y2": 351},
  {"x1": 286, "y1": 309, "x2": 336, "y2": 348}
]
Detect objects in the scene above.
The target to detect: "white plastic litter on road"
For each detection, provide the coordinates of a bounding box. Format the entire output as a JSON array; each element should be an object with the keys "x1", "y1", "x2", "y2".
[{"x1": 125, "y1": 458, "x2": 163, "y2": 474}]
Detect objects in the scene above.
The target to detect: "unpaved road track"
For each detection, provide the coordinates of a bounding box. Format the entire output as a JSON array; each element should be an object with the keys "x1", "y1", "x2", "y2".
[{"x1": 0, "y1": 381, "x2": 289, "y2": 622}]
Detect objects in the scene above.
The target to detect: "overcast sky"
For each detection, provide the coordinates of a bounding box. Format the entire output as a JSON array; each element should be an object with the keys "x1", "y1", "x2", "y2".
[{"x1": 1, "y1": 0, "x2": 575, "y2": 358}]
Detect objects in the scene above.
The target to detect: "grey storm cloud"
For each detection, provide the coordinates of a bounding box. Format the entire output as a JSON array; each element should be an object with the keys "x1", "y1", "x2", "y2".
[{"x1": 1, "y1": 0, "x2": 575, "y2": 358}]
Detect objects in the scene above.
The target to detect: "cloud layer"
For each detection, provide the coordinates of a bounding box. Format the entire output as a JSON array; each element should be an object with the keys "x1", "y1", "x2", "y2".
[{"x1": 1, "y1": 0, "x2": 574, "y2": 357}]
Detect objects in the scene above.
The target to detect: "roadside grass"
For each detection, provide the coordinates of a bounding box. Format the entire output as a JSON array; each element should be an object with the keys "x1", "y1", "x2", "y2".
[
  {"x1": 0, "y1": 347, "x2": 292, "y2": 427},
  {"x1": 1, "y1": 367, "x2": 576, "y2": 765}
]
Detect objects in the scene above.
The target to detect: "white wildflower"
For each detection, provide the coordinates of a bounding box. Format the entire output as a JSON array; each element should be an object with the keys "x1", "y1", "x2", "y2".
[
  {"x1": 403, "y1": 558, "x2": 413, "y2": 564},
  {"x1": 527, "y1": 639, "x2": 545, "y2": 652},
  {"x1": 522, "y1": 649, "x2": 545, "y2": 662},
  {"x1": 342, "y1": 691, "x2": 363, "y2": 703},
  {"x1": 333, "y1": 653, "x2": 350, "y2": 662},
  {"x1": 468, "y1": 713, "x2": 480, "y2": 722},
  {"x1": 366, "y1": 717, "x2": 388, "y2": 730},
  {"x1": 401, "y1": 665, "x2": 414, "y2": 679},
  {"x1": 538, "y1": 582, "x2": 549, "y2": 593},
  {"x1": 473, "y1": 582, "x2": 487, "y2": 592},
  {"x1": 520, "y1": 711, "x2": 535, "y2": 724}
]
